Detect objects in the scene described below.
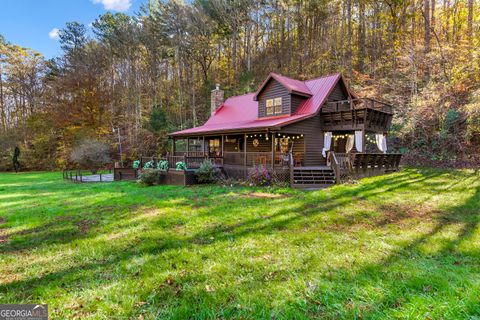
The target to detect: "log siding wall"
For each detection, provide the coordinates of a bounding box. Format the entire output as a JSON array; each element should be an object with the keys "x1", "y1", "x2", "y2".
[
  {"x1": 246, "y1": 135, "x2": 271, "y2": 152},
  {"x1": 281, "y1": 114, "x2": 325, "y2": 166},
  {"x1": 258, "y1": 79, "x2": 291, "y2": 117},
  {"x1": 223, "y1": 135, "x2": 243, "y2": 152},
  {"x1": 291, "y1": 94, "x2": 306, "y2": 114},
  {"x1": 328, "y1": 82, "x2": 348, "y2": 101}
]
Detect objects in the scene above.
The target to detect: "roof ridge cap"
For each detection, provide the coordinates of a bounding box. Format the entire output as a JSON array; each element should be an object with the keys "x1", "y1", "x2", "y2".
[
  {"x1": 224, "y1": 92, "x2": 255, "y2": 100},
  {"x1": 271, "y1": 72, "x2": 302, "y2": 82},
  {"x1": 304, "y1": 72, "x2": 342, "y2": 82}
]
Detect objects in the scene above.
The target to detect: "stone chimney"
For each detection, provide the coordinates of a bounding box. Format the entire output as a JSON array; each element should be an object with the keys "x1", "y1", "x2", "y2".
[{"x1": 211, "y1": 84, "x2": 224, "y2": 114}]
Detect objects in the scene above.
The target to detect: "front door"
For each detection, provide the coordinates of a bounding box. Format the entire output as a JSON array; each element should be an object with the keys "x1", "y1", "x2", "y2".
[{"x1": 208, "y1": 138, "x2": 221, "y2": 157}]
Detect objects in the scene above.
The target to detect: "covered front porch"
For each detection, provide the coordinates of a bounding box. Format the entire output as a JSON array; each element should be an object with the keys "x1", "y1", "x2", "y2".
[{"x1": 169, "y1": 131, "x2": 306, "y2": 170}]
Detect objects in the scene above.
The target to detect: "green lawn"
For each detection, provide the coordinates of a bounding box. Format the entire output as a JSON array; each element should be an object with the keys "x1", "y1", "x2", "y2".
[{"x1": 0, "y1": 169, "x2": 479, "y2": 319}]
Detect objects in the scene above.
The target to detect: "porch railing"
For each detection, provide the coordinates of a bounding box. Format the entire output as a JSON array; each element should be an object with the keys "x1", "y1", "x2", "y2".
[
  {"x1": 223, "y1": 152, "x2": 244, "y2": 166},
  {"x1": 162, "y1": 154, "x2": 223, "y2": 169},
  {"x1": 333, "y1": 153, "x2": 352, "y2": 171},
  {"x1": 327, "y1": 151, "x2": 402, "y2": 182},
  {"x1": 223, "y1": 151, "x2": 298, "y2": 167},
  {"x1": 324, "y1": 98, "x2": 393, "y2": 114},
  {"x1": 329, "y1": 152, "x2": 401, "y2": 174},
  {"x1": 246, "y1": 152, "x2": 273, "y2": 166},
  {"x1": 349, "y1": 153, "x2": 402, "y2": 172},
  {"x1": 161, "y1": 151, "x2": 299, "y2": 169},
  {"x1": 164, "y1": 155, "x2": 186, "y2": 168}
]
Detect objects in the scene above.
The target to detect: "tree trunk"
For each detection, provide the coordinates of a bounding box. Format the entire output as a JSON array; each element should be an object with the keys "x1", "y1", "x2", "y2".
[
  {"x1": 444, "y1": 0, "x2": 450, "y2": 43},
  {"x1": 431, "y1": 0, "x2": 436, "y2": 31},
  {"x1": 424, "y1": 0, "x2": 431, "y2": 81},
  {"x1": 467, "y1": 0, "x2": 474, "y2": 44},
  {"x1": 232, "y1": 22, "x2": 237, "y2": 80},
  {"x1": 424, "y1": 0, "x2": 430, "y2": 54},
  {"x1": 411, "y1": 0, "x2": 416, "y2": 47},
  {"x1": 246, "y1": 22, "x2": 251, "y2": 71},
  {"x1": 347, "y1": 0, "x2": 353, "y2": 75},
  {"x1": 357, "y1": 0, "x2": 366, "y2": 73},
  {"x1": 0, "y1": 62, "x2": 5, "y2": 132},
  {"x1": 191, "y1": 81, "x2": 197, "y2": 127}
]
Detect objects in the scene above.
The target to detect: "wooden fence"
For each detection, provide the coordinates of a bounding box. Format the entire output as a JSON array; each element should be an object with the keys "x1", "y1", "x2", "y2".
[{"x1": 63, "y1": 169, "x2": 113, "y2": 183}]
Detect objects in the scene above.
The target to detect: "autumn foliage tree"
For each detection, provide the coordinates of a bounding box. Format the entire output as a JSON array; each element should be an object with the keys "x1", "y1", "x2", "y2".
[{"x1": 0, "y1": 0, "x2": 479, "y2": 170}]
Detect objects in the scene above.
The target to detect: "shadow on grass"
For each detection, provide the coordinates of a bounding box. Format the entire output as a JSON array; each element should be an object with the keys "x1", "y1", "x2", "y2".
[
  {"x1": 0, "y1": 169, "x2": 435, "y2": 254},
  {"x1": 294, "y1": 185, "x2": 480, "y2": 318},
  {"x1": 0, "y1": 169, "x2": 449, "y2": 256},
  {"x1": 0, "y1": 169, "x2": 478, "y2": 318}
]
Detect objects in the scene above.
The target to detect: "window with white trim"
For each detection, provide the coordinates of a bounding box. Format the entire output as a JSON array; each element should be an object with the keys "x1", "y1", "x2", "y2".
[
  {"x1": 266, "y1": 97, "x2": 283, "y2": 115},
  {"x1": 274, "y1": 97, "x2": 282, "y2": 114},
  {"x1": 266, "y1": 99, "x2": 274, "y2": 115}
]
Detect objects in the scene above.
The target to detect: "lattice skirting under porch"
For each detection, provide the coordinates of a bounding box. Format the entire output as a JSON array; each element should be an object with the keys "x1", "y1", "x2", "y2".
[{"x1": 222, "y1": 165, "x2": 290, "y2": 183}]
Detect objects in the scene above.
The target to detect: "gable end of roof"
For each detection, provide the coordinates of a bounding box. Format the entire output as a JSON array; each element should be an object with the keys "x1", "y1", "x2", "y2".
[{"x1": 253, "y1": 72, "x2": 312, "y2": 101}]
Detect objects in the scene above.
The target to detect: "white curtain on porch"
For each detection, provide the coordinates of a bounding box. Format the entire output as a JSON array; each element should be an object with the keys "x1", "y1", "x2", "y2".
[
  {"x1": 354, "y1": 131, "x2": 364, "y2": 152},
  {"x1": 346, "y1": 134, "x2": 354, "y2": 153},
  {"x1": 375, "y1": 133, "x2": 387, "y2": 153},
  {"x1": 322, "y1": 132, "x2": 332, "y2": 157}
]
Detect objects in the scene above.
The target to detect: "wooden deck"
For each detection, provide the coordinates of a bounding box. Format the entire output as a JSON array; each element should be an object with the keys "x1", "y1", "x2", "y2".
[
  {"x1": 321, "y1": 98, "x2": 393, "y2": 132},
  {"x1": 114, "y1": 167, "x2": 138, "y2": 181}
]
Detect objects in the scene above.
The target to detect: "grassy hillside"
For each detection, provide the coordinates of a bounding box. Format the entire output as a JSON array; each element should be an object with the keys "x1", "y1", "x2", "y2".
[{"x1": 0, "y1": 169, "x2": 479, "y2": 319}]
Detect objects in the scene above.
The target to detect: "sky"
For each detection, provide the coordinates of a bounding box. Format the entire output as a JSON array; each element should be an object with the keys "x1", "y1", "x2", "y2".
[{"x1": 0, "y1": 0, "x2": 145, "y2": 59}]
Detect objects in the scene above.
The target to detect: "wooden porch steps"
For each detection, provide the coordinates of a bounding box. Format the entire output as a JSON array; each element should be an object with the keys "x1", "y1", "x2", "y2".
[{"x1": 291, "y1": 166, "x2": 336, "y2": 189}]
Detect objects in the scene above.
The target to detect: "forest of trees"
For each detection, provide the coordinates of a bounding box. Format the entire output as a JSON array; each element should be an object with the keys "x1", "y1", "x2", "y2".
[{"x1": 0, "y1": 0, "x2": 479, "y2": 170}]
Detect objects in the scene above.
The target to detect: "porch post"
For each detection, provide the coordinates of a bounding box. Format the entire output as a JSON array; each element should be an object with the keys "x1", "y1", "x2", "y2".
[
  {"x1": 271, "y1": 132, "x2": 275, "y2": 169},
  {"x1": 362, "y1": 130, "x2": 366, "y2": 153},
  {"x1": 244, "y1": 134, "x2": 247, "y2": 166},
  {"x1": 186, "y1": 138, "x2": 189, "y2": 157},
  {"x1": 172, "y1": 137, "x2": 176, "y2": 155},
  {"x1": 221, "y1": 135, "x2": 224, "y2": 155},
  {"x1": 203, "y1": 136, "x2": 205, "y2": 157},
  {"x1": 221, "y1": 134, "x2": 224, "y2": 166}
]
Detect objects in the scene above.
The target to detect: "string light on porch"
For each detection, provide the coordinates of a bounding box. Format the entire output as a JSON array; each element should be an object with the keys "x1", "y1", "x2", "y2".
[
  {"x1": 331, "y1": 133, "x2": 377, "y2": 144},
  {"x1": 333, "y1": 134, "x2": 348, "y2": 140},
  {"x1": 245, "y1": 133, "x2": 303, "y2": 140}
]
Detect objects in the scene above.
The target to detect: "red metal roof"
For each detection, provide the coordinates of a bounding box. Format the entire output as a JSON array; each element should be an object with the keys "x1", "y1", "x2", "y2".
[{"x1": 170, "y1": 73, "x2": 343, "y2": 136}]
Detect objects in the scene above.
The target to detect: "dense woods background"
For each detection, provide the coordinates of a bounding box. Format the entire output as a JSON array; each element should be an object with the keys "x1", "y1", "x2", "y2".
[{"x1": 0, "y1": 0, "x2": 479, "y2": 171}]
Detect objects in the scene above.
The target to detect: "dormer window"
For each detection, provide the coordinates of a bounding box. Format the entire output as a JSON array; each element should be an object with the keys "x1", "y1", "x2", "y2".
[{"x1": 266, "y1": 97, "x2": 282, "y2": 115}]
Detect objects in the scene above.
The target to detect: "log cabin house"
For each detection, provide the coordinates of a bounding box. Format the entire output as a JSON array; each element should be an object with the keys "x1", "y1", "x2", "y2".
[{"x1": 168, "y1": 72, "x2": 401, "y2": 188}]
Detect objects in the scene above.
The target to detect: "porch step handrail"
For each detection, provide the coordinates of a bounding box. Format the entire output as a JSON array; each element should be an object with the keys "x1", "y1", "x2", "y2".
[{"x1": 327, "y1": 151, "x2": 341, "y2": 184}]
